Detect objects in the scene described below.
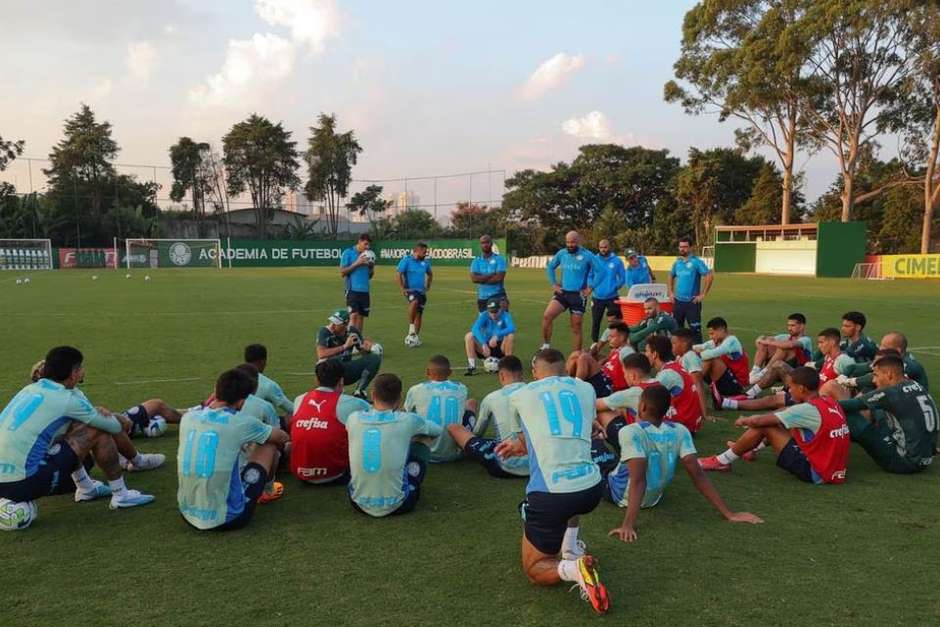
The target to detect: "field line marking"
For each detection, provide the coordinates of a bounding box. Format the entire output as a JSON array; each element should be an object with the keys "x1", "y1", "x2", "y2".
[{"x1": 114, "y1": 377, "x2": 202, "y2": 385}]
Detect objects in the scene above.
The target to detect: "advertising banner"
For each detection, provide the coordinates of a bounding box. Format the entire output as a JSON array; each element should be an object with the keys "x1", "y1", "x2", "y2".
[
  {"x1": 58, "y1": 248, "x2": 117, "y2": 269},
  {"x1": 879, "y1": 254, "x2": 940, "y2": 279}
]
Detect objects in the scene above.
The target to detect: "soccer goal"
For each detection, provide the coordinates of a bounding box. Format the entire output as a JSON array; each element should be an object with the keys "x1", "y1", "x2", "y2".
[
  {"x1": 125, "y1": 239, "x2": 223, "y2": 269},
  {"x1": 0, "y1": 239, "x2": 53, "y2": 271},
  {"x1": 851, "y1": 261, "x2": 893, "y2": 281}
]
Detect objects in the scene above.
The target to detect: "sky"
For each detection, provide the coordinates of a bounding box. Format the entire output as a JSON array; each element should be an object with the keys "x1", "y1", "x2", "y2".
[{"x1": 0, "y1": 0, "x2": 840, "y2": 212}]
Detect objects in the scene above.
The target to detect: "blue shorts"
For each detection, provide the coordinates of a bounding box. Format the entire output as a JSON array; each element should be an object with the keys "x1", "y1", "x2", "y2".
[
  {"x1": 712, "y1": 367, "x2": 744, "y2": 396},
  {"x1": 465, "y1": 437, "x2": 520, "y2": 479},
  {"x1": 605, "y1": 416, "x2": 628, "y2": 452},
  {"x1": 552, "y1": 290, "x2": 586, "y2": 315},
  {"x1": 346, "y1": 290, "x2": 371, "y2": 317},
  {"x1": 210, "y1": 463, "x2": 268, "y2": 531},
  {"x1": 519, "y1": 481, "x2": 603, "y2": 555},
  {"x1": 776, "y1": 439, "x2": 817, "y2": 483},
  {"x1": 405, "y1": 290, "x2": 427, "y2": 314},
  {"x1": 125, "y1": 404, "x2": 150, "y2": 438},
  {"x1": 0, "y1": 441, "x2": 80, "y2": 502},
  {"x1": 591, "y1": 438, "x2": 618, "y2": 475},
  {"x1": 587, "y1": 372, "x2": 613, "y2": 399}
]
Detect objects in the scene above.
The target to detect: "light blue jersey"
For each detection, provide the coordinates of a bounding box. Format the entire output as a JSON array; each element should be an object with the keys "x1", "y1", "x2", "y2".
[
  {"x1": 670, "y1": 255, "x2": 711, "y2": 302},
  {"x1": 341, "y1": 409, "x2": 442, "y2": 517},
  {"x1": 471, "y1": 310, "x2": 516, "y2": 345},
  {"x1": 397, "y1": 255, "x2": 432, "y2": 292},
  {"x1": 508, "y1": 376, "x2": 601, "y2": 494},
  {"x1": 241, "y1": 394, "x2": 280, "y2": 429},
  {"x1": 0, "y1": 380, "x2": 122, "y2": 482},
  {"x1": 404, "y1": 380, "x2": 470, "y2": 462},
  {"x1": 589, "y1": 252, "x2": 626, "y2": 300},
  {"x1": 605, "y1": 420, "x2": 696, "y2": 508},
  {"x1": 340, "y1": 247, "x2": 371, "y2": 293},
  {"x1": 177, "y1": 406, "x2": 273, "y2": 530},
  {"x1": 475, "y1": 382, "x2": 528, "y2": 476},
  {"x1": 680, "y1": 350, "x2": 703, "y2": 374},
  {"x1": 546, "y1": 247, "x2": 606, "y2": 292},
  {"x1": 625, "y1": 256, "x2": 653, "y2": 287},
  {"x1": 256, "y1": 372, "x2": 294, "y2": 415},
  {"x1": 470, "y1": 253, "x2": 508, "y2": 300}
]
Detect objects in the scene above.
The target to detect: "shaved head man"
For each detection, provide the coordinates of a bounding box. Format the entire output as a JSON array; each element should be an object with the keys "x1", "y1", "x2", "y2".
[{"x1": 543, "y1": 231, "x2": 609, "y2": 352}]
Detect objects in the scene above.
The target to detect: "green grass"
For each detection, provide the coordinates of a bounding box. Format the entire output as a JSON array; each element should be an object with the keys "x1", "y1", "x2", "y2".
[{"x1": 2, "y1": 267, "x2": 940, "y2": 626}]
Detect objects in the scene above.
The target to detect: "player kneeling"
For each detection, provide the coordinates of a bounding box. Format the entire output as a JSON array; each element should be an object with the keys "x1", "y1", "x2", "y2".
[
  {"x1": 606, "y1": 386, "x2": 762, "y2": 543},
  {"x1": 177, "y1": 368, "x2": 289, "y2": 531},
  {"x1": 344, "y1": 374, "x2": 442, "y2": 517},
  {"x1": 447, "y1": 356, "x2": 529, "y2": 478},
  {"x1": 289, "y1": 359, "x2": 370, "y2": 485}
]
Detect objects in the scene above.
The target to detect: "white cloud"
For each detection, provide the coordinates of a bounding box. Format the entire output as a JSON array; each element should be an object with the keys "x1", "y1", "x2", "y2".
[
  {"x1": 188, "y1": 33, "x2": 295, "y2": 106},
  {"x1": 518, "y1": 52, "x2": 585, "y2": 101},
  {"x1": 255, "y1": 0, "x2": 339, "y2": 53},
  {"x1": 126, "y1": 41, "x2": 156, "y2": 81},
  {"x1": 561, "y1": 110, "x2": 614, "y2": 141}
]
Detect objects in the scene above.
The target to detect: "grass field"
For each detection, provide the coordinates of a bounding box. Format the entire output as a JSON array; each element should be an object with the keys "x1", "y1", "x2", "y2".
[{"x1": 2, "y1": 266, "x2": 940, "y2": 626}]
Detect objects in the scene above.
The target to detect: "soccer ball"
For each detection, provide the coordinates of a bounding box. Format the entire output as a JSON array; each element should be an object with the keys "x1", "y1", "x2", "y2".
[
  {"x1": 404, "y1": 334, "x2": 421, "y2": 348},
  {"x1": 92, "y1": 275, "x2": 99, "y2": 281},
  {"x1": 484, "y1": 357, "x2": 501, "y2": 373},
  {"x1": 23, "y1": 278, "x2": 30, "y2": 284},
  {"x1": 370, "y1": 342, "x2": 383, "y2": 356},
  {"x1": 15, "y1": 279, "x2": 22, "y2": 285},
  {"x1": 125, "y1": 273, "x2": 131, "y2": 279},
  {"x1": 0, "y1": 499, "x2": 38, "y2": 531},
  {"x1": 361, "y1": 250, "x2": 376, "y2": 264},
  {"x1": 144, "y1": 275, "x2": 151, "y2": 282},
  {"x1": 145, "y1": 417, "x2": 168, "y2": 438}
]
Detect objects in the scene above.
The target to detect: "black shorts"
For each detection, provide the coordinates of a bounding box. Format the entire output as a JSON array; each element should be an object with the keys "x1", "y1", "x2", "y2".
[
  {"x1": 475, "y1": 343, "x2": 506, "y2": 359},
  {"x1": 520, "y1": 481, "x2": 604, "y2": 555},
  {"x1": 593, "y1": 298, "x2": 622, "y2": 318},
  {"x1": 713, "y1": 368, "x2": 744, "y2": 396},
  {"x1": 346, "y1": 290, "x2": 371, "y2": 317},
  {"x1": 477, "y1": 292, "x2": 508, "y2": 312},
  {"x1": 587, "y1": 372, "x2": 613, "y2": 399},
  {"x1": 212, "y1": 463, "x2": 268, "y2": 531},
  {"x1": 605, "y1": 417, "x2": 628, "y2": 452},
  {"x1": 775, "y1": 439, "x2": 816, "y2": 483},
  {"x1": 591, "y1": 438, "x2": 618, "y2": 475},
  {"x1": 0, "y1": 441, "x2": 80, "y2": 502},
  {"x1": 405, "y1": 290, "x2": 427, "y2": 314},
  {"x1": 552, "y1": 290, "x2": 586, "y2": 315},
  {"x1": 125, "y1": 404, "x2": 150, "y2": 438},
  {"x1": 465, "y1": 437, "x2": 521, "y2": 479}
]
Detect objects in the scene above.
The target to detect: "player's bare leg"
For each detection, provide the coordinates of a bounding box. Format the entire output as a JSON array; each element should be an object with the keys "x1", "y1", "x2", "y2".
[
  {"x1": 570, "y1": 313, "x2": 584, "y2": 352},
  {"x1": 446, "y1": 424, "x2": 475, "y2": 449},
  {"x1": 820, "y1": 380, "x2": 850, "y2": 400},
  {"x1": 753, "y1": 337, "x2": 770, "y2": 367},
  {"x1": 566, "y1": 351, "x2": 580, "y2": 376},
  {"x1": 575, "y1": 352, "x2": 602, "y2": 380},
  {"x1": 464, "y1": 332, "x2": 480, "y2": 362},
  {"x1": 542, "y1": 300, "x2": 565, "y2": 347},
  {"x1": 728, "y1": 393, "x2": 787, "y2": 411},
  {"x1": 501, "y1": 334, "x2": 515, "y2": 356},
  {"x1": 139, "y1": 398, "x2": 182, "y2": 424}
]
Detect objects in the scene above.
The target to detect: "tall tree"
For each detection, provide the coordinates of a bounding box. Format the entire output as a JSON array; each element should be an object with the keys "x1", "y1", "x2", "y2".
[
  {"x1": 0, "y1": 134, "x2": 24, "y2": 172},
  {"x1": 791, "y1": 0, "x2": 918, "y2": 221},
  {"x1": 223, "y1": 114, "x2": 300, "y2": 239},
  {"x1": 450, "y1": 203, "x2": 507, "y2": 239},
  {"x1": 346, "y1": 184, "x2": 390, "y2": 218},
  {"x1": 169, "y1": 137, "x2": 211, "y2": 218},
  {"x1": 305, "y1": 113, "x2": 362, "y2": 238},
  {"x1": 666, "y1": 0, "x2": 810, "y2": 224}
]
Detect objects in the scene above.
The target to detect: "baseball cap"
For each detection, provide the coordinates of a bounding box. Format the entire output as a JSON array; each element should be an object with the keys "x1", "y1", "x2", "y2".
[
  {"x1": 625, "y1": 248, "x2": 638, "y2": 257},
  {"x1": 328, "y1": 309, "x2": 350, "y2": 325},
  {"x1": 486, "y1": 299, "x2": 501, "y2": 312}
]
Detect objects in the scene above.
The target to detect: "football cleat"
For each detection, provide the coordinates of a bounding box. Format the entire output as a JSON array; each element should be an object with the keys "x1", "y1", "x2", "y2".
[
  {"x1": 125, "y1": 453, "x2": 166, "y2": 472},
  {"x1": 258, "y1": 482, "x2": 284, "y2": 505},
  {"x1": 574, "y1": 555, "x2": 610, "y2": 615},
  {"x1": 698, "y1": 456, "x2": 732, "y2": 472},
  {"x1": 464, "y1": 367, "x2": 477, "y2": 377},
  {"x1": 109, "y1": 489, "x2": 155, "y2": 509},
  {"x1": 75, "y1": 480, "x2": 112, "y2": 502}
]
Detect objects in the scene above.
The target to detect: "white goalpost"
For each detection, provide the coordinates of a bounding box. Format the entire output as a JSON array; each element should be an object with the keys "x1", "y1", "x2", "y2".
[
  {"x1": 0, "y1": 239, "x2": 53, "y2": 270},
  {"x1": 851, "y1": 261, "x2": 893, "y2": 281},
  {"x1": 124, "y1": 239, "x2": 223, "y2": 269}
]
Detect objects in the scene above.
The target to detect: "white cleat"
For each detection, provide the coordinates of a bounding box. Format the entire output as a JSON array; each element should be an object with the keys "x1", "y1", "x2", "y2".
[
  {"x1": 125, "y1": 453, "x2": 166, "y2": 472},
  {"x1": 74, "y1": 480, "x2": 112, "y2": 503},
  {"x1": 109, "y1": 489, "x2": 155, "y2": 510}
]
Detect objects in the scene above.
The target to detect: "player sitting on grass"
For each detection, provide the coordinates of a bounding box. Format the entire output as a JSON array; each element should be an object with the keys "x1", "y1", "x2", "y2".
[
  {"x1": 566, "y1": 321, "x2": 634, "y2": 399},
  {"x1": 404, "y1": 355, "x2": 477, "y2": 463},
  {"x1": 343, "y1": 373, "x2": 442, "y2": 517},
  {"x1": 464, "y1": 298, "x2": 516, "y2": 376},
  {"x1": 244, "y1": 343, "x2": 295, "y2": 415},
  {"x1": 643, "y1": 335, "x2": 706, "y2": 433},
  {"x1": 233, "y1": 364, "x2": 286, "y2": 503},
  {"x1": 699, "y1": 367, "x2": 850, "y2": 484},
  {"x1": 747, "y1": 328, "x2": 854, "y2": 400},
  {"x1": 289, "y1": 359, "x2": 370, "y2": 485},
  {"x1": 316, "y1": 309, "x2": 383, "y2": 401},
  {"x1": 495, "y1": 348, "x2": 610, "y2": 615},
  {"x1": 838, "y1": 332, "x2": 929, "y2": 393},
  {"x1": 177, "y1": 368, "x2": 289, "y2": 531},
  {"x1": 693, "y1": 317, "x2": 749, "y2": 404},
  {"x1": 749, "y1": 313, "x2": 812, "y2": 383},
  {"x1": 837, "y1": 311, "x2": 878, "y2": 363},
  {"x1": 671, "y1": 329, "x2": 712, "y2": 425},
  {"x1": 626, "y1": 298, "x2": 677, "y2": 351},
  {"x1": 0, "y1": 346, "x2": 155, "y2": 520},
  {"x1": 397, "y1": 241, "x2": 433, "y2": 347},
  {"x1": 595, "y1": 353, "x2": 660, "y2": 450},
  {"x1": 605, "y1": 385, "x2": 762, "y2": 543},
  {"x1": 836, "y1": 355, "x2": 938, "y2": 474},
  {"x1": 447, "y1": 355, "x2": 529, "y2": 478}
]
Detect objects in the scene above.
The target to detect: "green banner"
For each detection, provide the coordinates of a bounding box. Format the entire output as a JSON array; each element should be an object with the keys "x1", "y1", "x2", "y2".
[{"x1": 221, "y1": 238, "x2": 507, "y2": 268}]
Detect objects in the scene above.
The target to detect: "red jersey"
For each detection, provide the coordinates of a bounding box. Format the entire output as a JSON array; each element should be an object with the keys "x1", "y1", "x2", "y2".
[
  {"x1": 601, "y1": 347, "x2": 629, "y2": 392},
  {"x1": 818, "y1": 353, "x2": 841, "y2": 383},
  {"x1": 721, "y1": 351, "x2": 751, "y2": 388},
  {"x1": 661, "y1": 362, "x2": 704, "y2": 433},
  {"x1": 790, "y1": 336, "x2": 811, "y2": 365},
  {"x1": 792, "y1": 397, "x2": 850, "y2": 484},
  {"x1": 290, "y1": 389, "x2": 348, "y2": 483}
]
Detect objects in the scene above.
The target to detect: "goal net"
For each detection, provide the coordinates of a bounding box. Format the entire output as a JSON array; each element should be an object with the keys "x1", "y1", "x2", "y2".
[
  {"x1": 851, "y1": 261, "x2": 893, "y2": 281},
  {"x1": 0, "y1": 239, "x2": 53, "y2": 270},
  {"x1": 124, "y1": 239, "x2": 223, "y2": 269}
]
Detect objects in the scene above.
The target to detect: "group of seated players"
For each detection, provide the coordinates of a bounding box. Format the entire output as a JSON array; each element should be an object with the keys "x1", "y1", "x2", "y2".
[{"x1": 1, "y1": 301, "x2": 936, "y2": 616}]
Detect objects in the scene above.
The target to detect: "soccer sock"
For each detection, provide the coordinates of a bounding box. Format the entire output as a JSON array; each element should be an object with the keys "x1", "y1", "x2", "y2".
[
  {"x1": 746, "y1": 384, "x2": 762, "y2": 398},
  {"x1": 752, "y1": 442, "x2": 767, "y2": 453},
  {"x1": 540, "y1": 342, "x2": 550, "y2": 350},
  {"x1": 562, "y1": 526, "x2": 581, "y2": 556},
  {"x1": 108, "y1": 476, "x2": 127, "y2": 496},
  {"x1": 721, "y1": 398, "x2": 739, "y2": 410},
  {"x1": 71, "y1": 467, "x2": 96, "y2": 492},
  {"x1": 716, "y1": 449, "x2": 740, "y2": 465},
  {"x1": 408, "y1": 323, "x2": 416, "y2": 335},
  {"x1": 557, "y1": 559, "x2": 581, "y2": 583},
  {"x1": 468, "y1": 358, "x2": 476, "y2": 368}
]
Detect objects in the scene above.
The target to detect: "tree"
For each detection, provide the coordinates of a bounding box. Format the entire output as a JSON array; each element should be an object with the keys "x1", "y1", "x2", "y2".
[
  {"x1": 346, "y1": 184, "x2": 390, "y2": 218},
  {"x1": 391, "y1": 208, "x2": 444, "y2": 239},
  {"x1": 666, "y1": 0, "x2": 811, "y2": 224},
  {"x1": 169, "y1": 137, "x2": 211, "y2": 218},
  {"x1": 736, "y1": 162, "x2": 805, "y2": 224},
  {"x1": 449, "y1": 203, "x2": 507, "y2": 239},
  {"x1": 0, "y1": 134, "x2": 24, "y2": 172},
  {"x1": 791, "y1": 0, "x2": 919, "y2": 221},
  {"x1": 223, "y1": 114, "x2": 300, "y2": 239},
  {"x1": 305, "y1": 113, "x2": 362, "y2": 238}
]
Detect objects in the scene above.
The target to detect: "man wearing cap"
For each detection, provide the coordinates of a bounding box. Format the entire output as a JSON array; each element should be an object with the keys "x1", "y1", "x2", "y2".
[
  {"x1": 624, "y1": 248, "x2": 655, "y2": 288},
  {"x1": 316, "y1": 309, "x2": 383, "y2": 401},
  {"x1": 588, "y1": 239, "x2": 626, "y2": 345},
  {"x1": 470, "y1": 234, "x2": 509, "y2": 312},
  {"x1": 463, "y1": 299, "x2": 517, "y2": 375}
]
